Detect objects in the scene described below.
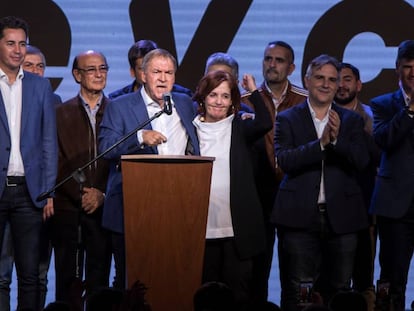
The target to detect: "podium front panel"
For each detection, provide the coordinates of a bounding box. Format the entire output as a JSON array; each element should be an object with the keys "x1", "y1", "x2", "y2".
[{"x1": 121, "y1": 155, "x2": 213, "y2": 311}]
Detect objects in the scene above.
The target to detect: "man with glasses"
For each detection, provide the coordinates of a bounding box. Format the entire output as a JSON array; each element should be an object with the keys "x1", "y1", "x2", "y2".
[{"x1": 50, "y1": 50, "x2": 112, "y2": 307}]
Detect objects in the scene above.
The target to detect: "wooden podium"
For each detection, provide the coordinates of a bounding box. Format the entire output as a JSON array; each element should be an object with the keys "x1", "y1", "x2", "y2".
[{"x1": 121, "y1": 155, "x2": 214, "y2": 311}]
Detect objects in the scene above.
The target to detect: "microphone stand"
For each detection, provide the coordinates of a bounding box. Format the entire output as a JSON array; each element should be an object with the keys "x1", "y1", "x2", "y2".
[
  {"x1": 71, "y1": 169, "x2": 86, "y2": 280},
  {"x1": 37, "y1": 108, "x2": 166, "y2": 202},
  {"x1": 72, "y1": 169, "x2": 87, "y2": 310},
  {"x1": 36, "y1": 106, "x2": 168, "y2": 308}
]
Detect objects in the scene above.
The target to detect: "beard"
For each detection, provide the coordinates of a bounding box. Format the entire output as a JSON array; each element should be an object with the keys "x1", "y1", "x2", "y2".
[{"x1": 334, "y1": 90, "x2": 357, "y2": 105}]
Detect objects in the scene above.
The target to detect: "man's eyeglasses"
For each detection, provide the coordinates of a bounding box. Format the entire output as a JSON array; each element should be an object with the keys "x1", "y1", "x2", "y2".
[
  {"x1": 76, "y1": 65, "x2": 109, "y2": 75},
  {"x1": 23, "y1": 62, "x2": 45, "y2": 71}
]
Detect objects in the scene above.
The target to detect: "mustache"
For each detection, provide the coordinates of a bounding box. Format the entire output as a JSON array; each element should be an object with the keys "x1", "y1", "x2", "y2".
[
  {"x1": 334, "y1": 91, "x2": 357, "y2": 105},
  {"x1": 337, "y1": 87, "x2": 350, "y2": 92},
  {"x1": 266, "y1": 68, "x2": 278, "y2": 75}
]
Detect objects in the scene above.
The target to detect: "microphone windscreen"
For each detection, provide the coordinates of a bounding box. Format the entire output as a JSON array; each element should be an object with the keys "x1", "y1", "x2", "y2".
[{"x1": 163, "y1": 92, "x2": 172, "y2": 101}]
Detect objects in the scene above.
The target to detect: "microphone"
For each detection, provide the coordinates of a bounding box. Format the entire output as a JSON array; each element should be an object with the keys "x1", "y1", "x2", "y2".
[{"x1": 163, "y1": 93, "x2": 173, "y2": 115}]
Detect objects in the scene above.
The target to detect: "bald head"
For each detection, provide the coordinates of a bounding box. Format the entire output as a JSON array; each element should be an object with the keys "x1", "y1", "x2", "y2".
[
  {"x1": 71, "y1": 50, "x2": 109, "y2": 93},
  {"x1": 72, "y1": 50, "x2": 107, "y2": 72}
]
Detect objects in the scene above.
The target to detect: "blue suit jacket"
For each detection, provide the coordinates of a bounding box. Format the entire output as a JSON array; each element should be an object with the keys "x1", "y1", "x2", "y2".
[
  {"x1": 370, "y1": 89, "x2": 414, "y2": 218},
  {"x1": 0, "y1": 71, "x2": 58, "y2": 207},
  {"x1": 271, "y1": 101, "x2": 369, "y2": 234},
  {"x1": 99, "y1": 90, "x2": 200, "y2": 233}
]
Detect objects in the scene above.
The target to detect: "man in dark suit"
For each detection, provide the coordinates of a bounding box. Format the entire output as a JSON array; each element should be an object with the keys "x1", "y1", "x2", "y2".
[
  {"x1": 0, "y1": 16, "x2": 57, "y2": 310},
  {"x1": 99, "y1": 48, "x2": 200, "y2": 289},
  {"x1": 370, "y1": 40, "x2": 414, "y2": 311},
  {"x1": 271, "y1": 54, "x2": 369, "y2": 311}
]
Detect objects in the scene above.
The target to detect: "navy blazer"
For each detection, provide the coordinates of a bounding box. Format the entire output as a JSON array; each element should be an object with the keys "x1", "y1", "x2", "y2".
[
  {"x1": 0, "y1": 71, "x2": 58, "y2": 207},
  {"x1": 370, "y1": 89, "x2": 414, "y2": 218},
  {"x1": 99, "y1": 90, "x2": 200, "y2": 233},
  {"x1": 271, "y1": 101, "x2": 369, "y2": 234}
]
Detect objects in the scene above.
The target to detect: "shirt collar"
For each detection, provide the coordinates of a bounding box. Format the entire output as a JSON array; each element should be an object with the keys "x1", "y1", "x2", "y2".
[
  {"x1": 79, "y1": 92, "x2": 103, "y2": 109},
  {"x1": 140, "y1": 87, "x2": 161, "y2": 109},
  {"x1": 0, "y1": 67, "x2": 24, "y2": 83},
  {"x1": 307, "y1": 98, "x2": 332, "y2": 121},
  {"x1": 264, "y1": 80, "x2": 289, "y2": 99},
  {"x1": 399, "y1": 81, "x2": 411, "y2": 106},
  {"x1": 140, "y1": 87, "x2": 175, "y2": 110}
]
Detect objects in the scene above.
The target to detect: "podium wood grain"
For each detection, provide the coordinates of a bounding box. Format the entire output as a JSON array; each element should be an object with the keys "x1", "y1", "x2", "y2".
[{"x1": 121, "y1": 155, "x2": 214, "y2": 311}]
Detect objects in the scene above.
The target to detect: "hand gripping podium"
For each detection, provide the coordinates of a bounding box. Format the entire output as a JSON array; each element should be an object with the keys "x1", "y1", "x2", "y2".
[{"x1": 121, "y1": 155, "x2": 214, "y2": 311}]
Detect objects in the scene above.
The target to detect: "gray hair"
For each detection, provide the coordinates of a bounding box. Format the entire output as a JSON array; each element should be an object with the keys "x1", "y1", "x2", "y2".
[
  {"x1": 26, "y1": 45, "x2": 46, "y2": 65},
  {"x1": 305, "y1": 54, "x2": 340, "y2": 78},
  {"x1": 141, "y1": 48, "x2": 177, "y2": 73},
  {"x1": 204, "y1": 52, "x2": 239, "y2": 80}
]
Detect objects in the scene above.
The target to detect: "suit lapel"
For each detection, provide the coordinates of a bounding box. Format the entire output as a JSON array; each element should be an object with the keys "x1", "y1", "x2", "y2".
[
  {"x1": 0, "y1": 91, "x2": 9, "y2": 134},
  {"x1": 392, "y1": 89, "x2": 405, "y2": 112},
  {"x1": 0, "y1": 75, "x2": 32, "y2": 135},
  {"x1": 20, "y1": 76, "x2": 32, "y2": 136},
  {"x1": 394, "y1": 90, "x2": 414, "y2": 148},
  {"x1": 300, "y1": 102, "x2": 319, "y2": 142},
  {"x1": 131, "y1": 91, "x2": 152, "y2": 130},
  {"x1": 130, "y1": 92, "x2": 158, "y2": 153},
  {"x1": 173, "y1": 96, "x2": 199, "y2": 155},
  {"x1": 173, "y1": 99, "x2": 187, "y2": 128}
]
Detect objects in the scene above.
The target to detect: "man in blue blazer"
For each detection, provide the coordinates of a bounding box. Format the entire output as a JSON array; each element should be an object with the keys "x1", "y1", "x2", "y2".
[
  {"x1": 271, "y1": 55, "x2": 369, "y2": 310},
  {"x1": 370, "y1": 40, "x2": 414, "y2": 311},
  {"x1": 99, "y1": 48, "x2": 199, "y2": 289},
  {"x1": 0, "y1": 16, "x2": 57, "y2": 310}
]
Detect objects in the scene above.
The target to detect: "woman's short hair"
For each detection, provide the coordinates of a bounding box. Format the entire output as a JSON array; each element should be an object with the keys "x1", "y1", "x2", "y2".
[{"x1": 193, "y1": 70, "x2": 241, "y2": 118}]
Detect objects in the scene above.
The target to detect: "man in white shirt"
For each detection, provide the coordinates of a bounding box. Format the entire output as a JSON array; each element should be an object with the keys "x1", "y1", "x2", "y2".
[
  {"x1": 99, "y1": 48, "x2": 200, "y2": 289},
  {"x1": 272, "y1": 54, "x2": 369, "y2": 310},
  {"x1": 0, "y1": 16, "x2": 57, "y2": 310}
]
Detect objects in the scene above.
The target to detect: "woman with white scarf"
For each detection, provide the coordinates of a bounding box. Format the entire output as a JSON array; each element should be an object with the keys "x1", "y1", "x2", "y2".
[{"x1": 193, "y1": 70, "x2": 272, "y2": 310}]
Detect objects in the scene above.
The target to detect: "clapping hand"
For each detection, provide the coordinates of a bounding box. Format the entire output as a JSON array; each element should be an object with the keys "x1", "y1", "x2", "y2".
[{"x1": 321, "y1": 109, "x2": 340, "y2": 147}]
